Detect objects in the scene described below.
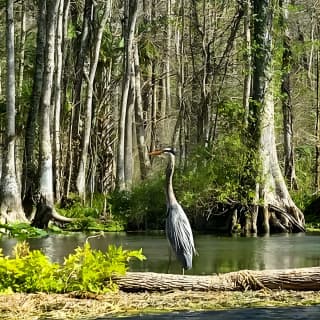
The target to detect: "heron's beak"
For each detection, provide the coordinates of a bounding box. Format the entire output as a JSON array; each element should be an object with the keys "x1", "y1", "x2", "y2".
[{"x1": 149, "y1": 150, "x2": 162, "y2": 156}]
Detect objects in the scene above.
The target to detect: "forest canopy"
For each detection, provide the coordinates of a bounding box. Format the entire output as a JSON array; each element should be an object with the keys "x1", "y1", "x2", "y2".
[{"x1": 0, "y1": 0, "x2": 319, "y2": 234}]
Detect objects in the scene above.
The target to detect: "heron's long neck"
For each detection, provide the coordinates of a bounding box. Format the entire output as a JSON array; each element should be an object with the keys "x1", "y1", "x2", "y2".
[{"x1": 165, "y1": 154, "x2": 177, "y2": 205}]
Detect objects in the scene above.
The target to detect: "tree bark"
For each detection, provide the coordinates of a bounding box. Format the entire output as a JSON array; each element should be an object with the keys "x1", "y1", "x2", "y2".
[
  {"x1": 124, "y1": 63, "x2": 135, "y2": 189},
  {"x1": 116, "y1": 0, "x2": 138, "y2": 190},
  {"x1": 38, "y1": 0, "x2": 60, "y2": 205},
  {"x1": 76, "y1": 1, "x2": 110, "y2": 200},
  {"x1": 165, "y1": 0, "x2": 172, "y2": 116},
  {"x1": 134, "y1": 44, "x2": 151, "y2": 180},
  {"x1": 246, "y1": 0, "x2": 304, "y2": 234},
  {"x1": 53, "y1": 0, "x2": 64, "y2": 202},
  {"x1": 0, "y1": 0, "x2": 26, "y2": 223},
  {"x1": 243, "y1": 0, "x2": 252, "y2": 127},
  {"x1": 280, "y1": 0, "x2": 298, "y2": 190},
  {"x1": 67, "y1": 0, "x2": 93, "y2": 195},
  {"x1": 315, "y1": 38, "x2": 320, "y2": 192},
  {"x1": 114, "y1": 267, "x2": 320, "y2": 292},
  {"x1": 171, "y1": 0, "x2": 185, "y2": 148},
  {"x1": 17, "y1": 1, "x2": 26, "y2": 100},
  {"x1": 22, "y1": 0, "x2": 46, "y2": 203}
]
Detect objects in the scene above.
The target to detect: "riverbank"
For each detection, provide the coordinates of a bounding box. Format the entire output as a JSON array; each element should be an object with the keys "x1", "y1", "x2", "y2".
[{"x1": 1, "y1": 290, "x2": 320, "y2": 319}]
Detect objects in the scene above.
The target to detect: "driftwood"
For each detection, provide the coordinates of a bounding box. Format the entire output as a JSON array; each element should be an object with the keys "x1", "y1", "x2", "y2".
[{"x1": 113, "y1": 267, "x2": 320, "y2": 292}]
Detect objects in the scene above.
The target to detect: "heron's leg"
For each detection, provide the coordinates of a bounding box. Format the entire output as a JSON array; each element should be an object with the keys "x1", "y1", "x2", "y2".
[{"x1": 182, "y1": 268, "x2": 185, "y2": 275}]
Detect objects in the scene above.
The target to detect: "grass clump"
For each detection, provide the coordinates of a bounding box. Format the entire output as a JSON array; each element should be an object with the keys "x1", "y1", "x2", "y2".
[{"x1": 0, "y1": 241, "x2": 145, "y2": 294}]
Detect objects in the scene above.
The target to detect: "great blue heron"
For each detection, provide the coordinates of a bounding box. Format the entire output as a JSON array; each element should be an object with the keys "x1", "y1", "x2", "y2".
[{"x1": 149, "y1": 147, "x2": 197, "y2": 271}]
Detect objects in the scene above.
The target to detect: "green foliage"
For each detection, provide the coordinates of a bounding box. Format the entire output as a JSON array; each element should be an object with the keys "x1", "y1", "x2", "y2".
[
  {"x1": 67, "y1": 23, "x2": 77, "y2": 39},
  {"x1": 61, "y1": 242, "x2": 145, "y2": 293},
  {"x1": 0, "y1": 241, "x2": 145, "y2": 294},
  {"x1": 57, "y1": 195, "x2": 103, "y2": 219},
  {"x1": 139, "y1": 38, "x2": 160, "y2": 64},
  {"x1": 65, "y1": 217, "x2": 124, "y2": 232},
  {"x1": 100, "y1": 26, "x2": 124, "y2": 64},
  {"x1": 291, "y1": 145, "x2": 315, "y2": 212},
  {"x1": 108, "y1": 178, "x2": 166, "y2": 230},
  {"x1": 0, "y1": 223, "x2": 48, "y2": 239},
  {"x1": 217, "y1": 100, "x2": 246, "y2": 132},
  {"x1": 0, "y1": 242, "x2": 62, "y2": 293},
  {"x1": 177, "y1": 134, "x2": 253, "y2": 210},
  {"x1": 56, "y1": 194, "x2": 125, "y2": 232},
  {"x1": 107, "y1": 133, "x2": 256, "y2": 230}
]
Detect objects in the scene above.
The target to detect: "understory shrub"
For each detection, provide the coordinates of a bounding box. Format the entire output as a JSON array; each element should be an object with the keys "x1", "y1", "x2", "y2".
[
  {"x1": 108, "y1": 178, "x2": 166, "y2": 230},
  {"x1": 0, "y1": 241, "x2": 145, "y2": 293}
]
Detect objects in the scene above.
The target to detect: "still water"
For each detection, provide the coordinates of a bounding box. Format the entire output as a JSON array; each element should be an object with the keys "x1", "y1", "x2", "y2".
[
  {"x1": 98, "y1": 306, "x2": 320, "y2": 320},
  {"x1": 0, "y1": 232, "x2": 320, "y2": 274}
]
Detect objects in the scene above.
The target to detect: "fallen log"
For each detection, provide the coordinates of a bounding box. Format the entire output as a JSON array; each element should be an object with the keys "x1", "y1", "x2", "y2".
[{"x1": 113, "y1": 267, "x2": 320, "y2": 292}]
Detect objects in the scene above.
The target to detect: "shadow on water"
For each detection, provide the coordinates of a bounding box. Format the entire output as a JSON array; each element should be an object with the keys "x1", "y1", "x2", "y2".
[{"x1": 97, "y1": 306, "x2": 320, "y2": 319}]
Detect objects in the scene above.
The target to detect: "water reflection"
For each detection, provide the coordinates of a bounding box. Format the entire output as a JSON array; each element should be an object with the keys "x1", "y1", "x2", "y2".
[{"x1": 1, "y1": 232, "x2": 320, "y2": 275}]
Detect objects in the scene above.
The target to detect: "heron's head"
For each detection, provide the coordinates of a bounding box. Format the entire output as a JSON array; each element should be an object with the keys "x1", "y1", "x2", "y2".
[{"x1": 149, "y1": 147, "x2": 176, "y2": 157}]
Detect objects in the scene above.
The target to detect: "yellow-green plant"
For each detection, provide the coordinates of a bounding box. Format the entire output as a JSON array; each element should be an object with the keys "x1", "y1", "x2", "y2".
[
  {"x1": 61, "y1": 242, "x2": 145, "y2": 293},
  {"x1": 0, "y1": 242, "x2": 62, "y2": 293},
  {"x1": 0, "y1": 241, "x2": 145, "y2": 294}
]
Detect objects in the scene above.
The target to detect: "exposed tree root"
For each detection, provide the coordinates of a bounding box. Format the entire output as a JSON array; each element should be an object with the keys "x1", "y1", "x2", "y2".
[
  {"x1": 193, "y1": 198, "x2": 305, "y2": 235},
  {"x1": 31, "y1": 195, "x2": 73, "y2": 229},
  {"x1": 268, "y1": 204, "x2": 305, "y2": 233}
]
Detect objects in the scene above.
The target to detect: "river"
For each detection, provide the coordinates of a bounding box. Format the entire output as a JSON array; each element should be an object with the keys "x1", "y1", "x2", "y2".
[
  {"x1": 0, "y1": 231, "x2": 320, "y2": 274},
  {"x1": 98, "y1": 306, "x2": 320, "y2": 319}
]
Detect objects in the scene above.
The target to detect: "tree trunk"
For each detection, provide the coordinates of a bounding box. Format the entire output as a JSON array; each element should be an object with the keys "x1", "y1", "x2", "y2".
[
  {"x1": 315, "y1": 41, "x2": 320, "y2": 192},
  {"x1": 124, "y1": 70, "x2": 135, "y2": 189},
  {"x1": 134, "y1": 44, "x2": 151, "y2": 180},
  {"x1": 53, "y1": 0, "x2": 64, "y2": 202},
  {"x1": 247, "y1": 0, "x2": 304, "y2": 234},
  {"x1": 280, "y1": 0, "x2": 298, "y2": 190},
  {"x1": 165, "y1": 0, "x2": 172, "y2": 115},
  {"x1": 116, "y1": 0, "x2": 138, "y2": 190},
  {"x1": 114, "y1": 267, "x2": 320, "y2": 292},
  {"x1": 22, "y1": 0, "x2": 46, "y2": 208},
  {"x1": 17, "y1": 1, "x2": 26, "y2": 100},
  {"x1": 38, "y1": 0, "x2": 60, "y2": 205},
  {"x1": 243, "y1": 0, "x2": 252, "y2": 127},
  {"x1": 171, "y1": 0, "x2": 185, "y2": 148},
  {"x1": 76, "y1": 1, "x2": 110, "y2": 200},
  {"x1": 0, "y1": 0, "x2": 26, "y2": 223},
  {"x1": 68, "y1": 0, "x2": 93, "y2": 195}
]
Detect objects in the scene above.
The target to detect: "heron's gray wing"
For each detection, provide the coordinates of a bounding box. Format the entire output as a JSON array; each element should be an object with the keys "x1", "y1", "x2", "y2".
[{"x1": 166, "y1": 203, "x2": 196, "y2": 269}]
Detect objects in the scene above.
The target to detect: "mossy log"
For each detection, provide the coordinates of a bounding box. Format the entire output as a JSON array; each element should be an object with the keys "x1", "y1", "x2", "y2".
[{"x1": 113, "y1": 267, "x2": 320, "y2": 292}]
